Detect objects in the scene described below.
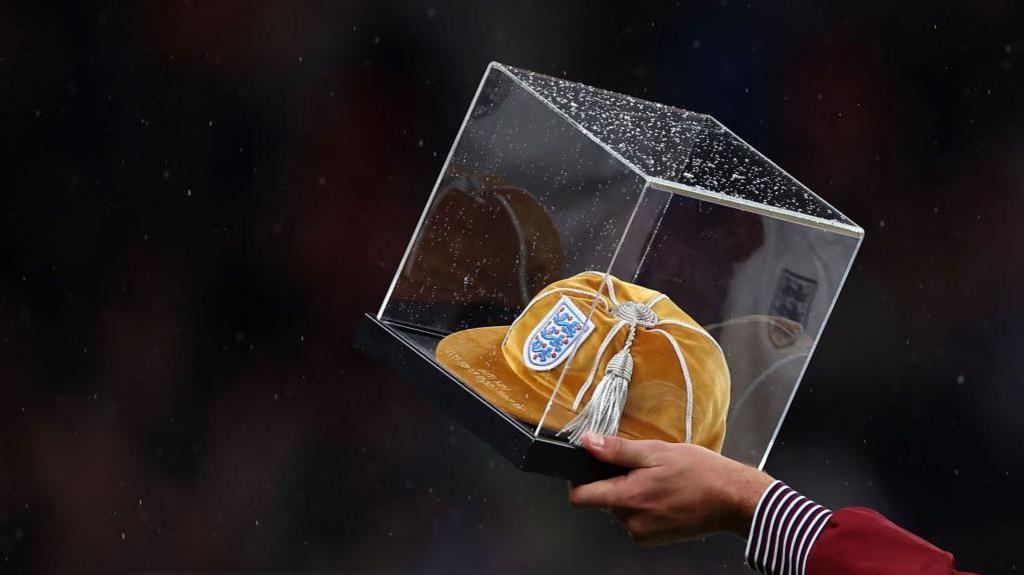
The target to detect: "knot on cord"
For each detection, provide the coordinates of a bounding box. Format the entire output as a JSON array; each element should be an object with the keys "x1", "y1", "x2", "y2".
[{"x1": 611, "y1": 301, "x2": 658, "y2": 328}]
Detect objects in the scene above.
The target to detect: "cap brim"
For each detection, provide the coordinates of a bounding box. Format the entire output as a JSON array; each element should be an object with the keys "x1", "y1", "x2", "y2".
[{"x1": 435, "y1": 326, "x2": 580, "y2": 435}]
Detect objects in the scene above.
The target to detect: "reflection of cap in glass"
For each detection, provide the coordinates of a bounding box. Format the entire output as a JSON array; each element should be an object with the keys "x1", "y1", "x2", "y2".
[
  {"x1": 397, "y1": 178, "x2": 563, "y2": 309},
  {"x1": 436, "y1": 272, "x2": 730, "y2": 450}
]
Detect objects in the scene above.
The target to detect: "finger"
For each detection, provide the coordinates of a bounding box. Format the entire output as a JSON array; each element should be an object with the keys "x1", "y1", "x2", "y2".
[
  {"x1": 582, "y1": 432, "x2": 663, "y2": 469},
  {"x1": 569, "y1": 475, "x2": 630, "y2": 508}
]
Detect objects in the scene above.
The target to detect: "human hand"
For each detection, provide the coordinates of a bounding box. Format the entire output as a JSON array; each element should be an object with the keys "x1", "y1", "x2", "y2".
[{"x1": 568, "y1": 432, "x2": 774, "y2": 544}]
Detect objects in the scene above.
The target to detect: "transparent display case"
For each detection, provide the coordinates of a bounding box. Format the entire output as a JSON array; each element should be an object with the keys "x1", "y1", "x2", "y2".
[{"x1": 356, "y1": 62, "x2": 862, "y2": 481}]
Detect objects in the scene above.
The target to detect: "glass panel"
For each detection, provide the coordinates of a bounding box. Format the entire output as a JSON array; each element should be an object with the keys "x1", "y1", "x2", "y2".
[
  {"x1": 533, "y1": 182, "x2": 859, "y2": 462},
  {"x1": 678, "y1": 117, "x2": 855, "y2": 224},
  {"x1": 633, "y1": 189, "x2": 861, "y2": 465},
  {"x1": 377, "y1": 65, "x2": 652, "y2": 440},
  {"x1": 502, "y1": 64, "x2": 855, "y2": 226},
  {"x1": 501, "y1": 64, "x2": 705, "y2": 184},
  {"x1": 380, "y1": 64, "x2": 647, "y2": 337}
]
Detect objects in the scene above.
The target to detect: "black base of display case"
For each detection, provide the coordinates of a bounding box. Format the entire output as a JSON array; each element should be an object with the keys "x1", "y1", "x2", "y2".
[{"x1": 354, "y1": 313, "x2": 626, "y2": 482}]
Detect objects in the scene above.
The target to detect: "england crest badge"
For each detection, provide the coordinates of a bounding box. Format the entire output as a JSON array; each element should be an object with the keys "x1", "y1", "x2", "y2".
[{"x1": 522, "y1": 296, "x2": 596, "y2": 371}]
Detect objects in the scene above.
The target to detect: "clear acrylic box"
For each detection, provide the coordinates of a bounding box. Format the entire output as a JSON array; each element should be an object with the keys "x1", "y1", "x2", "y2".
[{"x1": 356, "y1": 62, "x2": 862, "y2": 481}]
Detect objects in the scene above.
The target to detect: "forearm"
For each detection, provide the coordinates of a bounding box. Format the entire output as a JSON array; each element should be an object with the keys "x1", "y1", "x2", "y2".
[{"x1": 745, "y1": 481, "x2": 979, "y2": 575}]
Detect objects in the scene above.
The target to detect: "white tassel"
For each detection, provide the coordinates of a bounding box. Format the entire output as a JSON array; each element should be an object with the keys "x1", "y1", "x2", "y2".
[
  {"x1": 560, "y1": 341, "x2": 634, "y2": 445},
  {"x1": 560, "y1": 301, "x2": 658, "y2": 446}
]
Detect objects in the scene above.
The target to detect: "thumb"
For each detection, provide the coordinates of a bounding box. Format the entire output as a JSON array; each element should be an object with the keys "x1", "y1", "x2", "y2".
[{"x1": 582, "y1": 432, "x2": 661, "y2": 469}]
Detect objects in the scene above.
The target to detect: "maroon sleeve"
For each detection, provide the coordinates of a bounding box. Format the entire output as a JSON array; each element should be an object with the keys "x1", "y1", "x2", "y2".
[
  {"x1": 745, "y1": 482, "x2": 979, "y2": 575},
  {"x1": 806, "y1": 507, "x2": 980, "y2": 575}
]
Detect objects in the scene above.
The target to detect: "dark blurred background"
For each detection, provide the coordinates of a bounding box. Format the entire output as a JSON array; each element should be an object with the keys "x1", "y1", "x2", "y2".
[{"x1": 1, "y1": 1, "x2": 1022, "y2": 573}]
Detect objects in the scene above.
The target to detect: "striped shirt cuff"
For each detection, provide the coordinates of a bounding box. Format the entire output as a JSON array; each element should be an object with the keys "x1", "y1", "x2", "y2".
[{"x1": 744, "y1": 481, "x2": 832, "y2": 575}]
